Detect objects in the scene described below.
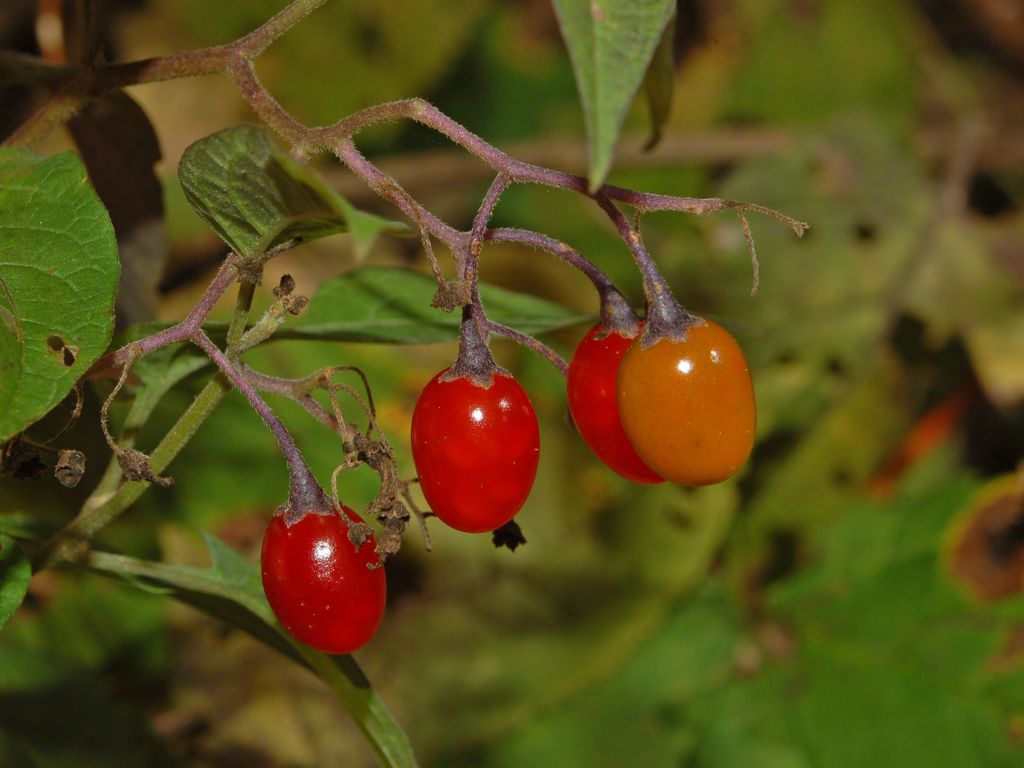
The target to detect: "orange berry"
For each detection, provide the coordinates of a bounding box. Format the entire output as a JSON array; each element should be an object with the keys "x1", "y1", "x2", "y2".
[{"x1": 617, "y1": 318, "x2": 756, "y2": 485}]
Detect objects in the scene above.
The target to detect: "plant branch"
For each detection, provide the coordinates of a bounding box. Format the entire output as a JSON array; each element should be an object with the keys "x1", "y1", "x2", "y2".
[
  {"x1": 234, "y1": 0, "x2": 329, "y2": 58},
  {"x1": 332, "y1": 137, "x2": 463, "y2": 248},
  {"x1": 75, "y1": 0, "x2": 102, "y2": 67},
  {"x1": 37, "y1": 261, "x2": 256, "y2": 568},
  {"x1": 468, "y1": 175, "x2": 509, "y2": 265},
  {"x1": 593, "y1": 192, "x2": 691, "y2": 339},
  {"x1": 483, "y1": 227, "x2": 638, "y2": 332},
  {"x1": 110, "y1": 256, "x2": 238, "y2": 367},
  {"x1": 192, "y1": 330, "x2": 326, "y2": 517},
  {"x1": 487, "y1": 321, "x2": 569, "y2": 376},
  {"x1": 484, "y1": 227, "x2": 616, "y2": 296},
  {"x1": 243, "y1": 365, "x2": 341, "y2": 433},
  {"x1": 0, "y1": 51, "x2": 73, "y2": 86},
  {"x1": 3, "y1": 0, "x2": 328, "y2": 146}
]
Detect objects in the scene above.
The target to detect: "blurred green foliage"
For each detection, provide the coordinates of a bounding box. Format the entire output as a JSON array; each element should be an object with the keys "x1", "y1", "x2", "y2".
[{"x1": 2, "y1": 0, "x2": 1024, "y2": 765}]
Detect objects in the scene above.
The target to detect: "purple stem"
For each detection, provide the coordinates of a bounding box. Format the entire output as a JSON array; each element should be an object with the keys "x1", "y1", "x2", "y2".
[
  {"x1": 468, "y1": 175, "x2": 510, "y2": 266},
  {"x1": 227, "y1": 57, "x2": 310, "y2": 146},
  {"x1": 461, "y1": 174, "x2": 510, "y2": 341},
  {"x1": 192, "y1": 331, "x2": 327, "y2": 516},
  {"x1": 484, "y1": 228, "x2": 614, "y2": 292},
  {"x1": 484, "y1": 227, "x2": 639, "y2": 335},
  {"x1": 333, "y1": 137, "x2": 464, "y2": 249},
  {"x1": 243, "y1": 365, "x2": 340, "y2": 432},
  {"x1": 593, "y1": 192, "x2": 692, "y2": 339},
  {"x1": 111, "y1": 257, "x2": 238, "y2": 367},
  {"x1": 321, "y1": 100, "x2": 784, "y2": 222},
  {"x1": 487, "y1": 321, "x2": 569, "y2": 376}
]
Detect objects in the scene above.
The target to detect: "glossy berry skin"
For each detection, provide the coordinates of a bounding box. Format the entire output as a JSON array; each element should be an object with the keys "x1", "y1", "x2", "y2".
[
  {"x1": 411, "y1": 370, "x2": 540, "y2": 533},
  {"x1": 261, "y1": 508, "x2": 385, "y2": 655},
  {"x1": 617, "y1": 318, "x2": 756, "y2": 486},
  {"x1": 567, "y1": 324, "x2": 663, "y2": 484}
]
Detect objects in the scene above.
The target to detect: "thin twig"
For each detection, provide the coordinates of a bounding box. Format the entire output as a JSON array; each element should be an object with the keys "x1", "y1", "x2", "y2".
[
  {"x1": 487, "y1": 321, "x2": 569, "y2": 376},
  {"x1": 192, "y1": 330, "x2": 326, "y2": 517}
]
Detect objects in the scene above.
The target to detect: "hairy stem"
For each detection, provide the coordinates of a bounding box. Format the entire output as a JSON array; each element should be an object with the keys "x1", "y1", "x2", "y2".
[
  {"x1": 467, "y1": 175, "x2": 510, "y2": 269},
  {"x1": 192, "y1": 331, "x2": 326, "y2": 517},
  {"x1": 483, "y1": 227, "x2": 639, "y2": 333},
  {"x1": 111, "y1": 256, "x2": 238, "y2": 367},
  {"x1": 488, "y1": 321, "x2": 569, "y2": 376},
  {"x1": 75, "y1": 0, "x2": 102, "y2": 67},
  {"x1": 594, "y1": 192, "x2": 693, "y2": 340}
]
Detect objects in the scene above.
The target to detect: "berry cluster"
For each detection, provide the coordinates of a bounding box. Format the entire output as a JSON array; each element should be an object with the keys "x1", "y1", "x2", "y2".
[
  {"x1": 239, "y1": 103, "x2": 788, "y2": 661},
  {"x1": 413, "y1": 308, "x2": 757, "y2": 535},
  {"x1": 258, "y1": 295, "x2": 756, "y2": 656}
]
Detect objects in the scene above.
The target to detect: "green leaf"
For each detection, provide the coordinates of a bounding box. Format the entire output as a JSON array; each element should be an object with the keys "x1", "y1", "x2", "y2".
[
  {"x1": 0, "y1": 514, "x2": 48, "y2": 542},
  {"x1": 177, "y1": 125, "x2": 403, "y2": 258},
  {"x1": 331, "y1": 193, "x2": 408, "y2": 262},
  {"x1": 0, "y1": 579, "x2": 165, "y2": 693},
  {"x1": 87, "y1": 537, "x2": 417, "y2": 768},
  {"x1": 0, "y1": 536, "x2": 30, "y2": 632},
  {"x1": 552, "y1": 0, "x2": 676, "y2": 190},
  {"x1": 0, "y1": 149, "x2": 119, "y2": 443},
  {"x1": 294, "y1": 267, "x2": 587, "y2": 344}
]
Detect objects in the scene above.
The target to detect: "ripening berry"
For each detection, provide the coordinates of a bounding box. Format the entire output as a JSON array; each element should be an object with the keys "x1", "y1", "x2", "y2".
[
  {"x1": 568, "y1": 324, "x2": 663, "y2": 484},
  {"x1": 617, "y1": 318, "x2": 755, "y2": 485}
]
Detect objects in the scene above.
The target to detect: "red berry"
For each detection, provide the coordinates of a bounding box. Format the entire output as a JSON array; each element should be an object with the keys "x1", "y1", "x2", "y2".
[
  {"x1": 567, "y1": 324, "x2": 664, "y2": 484},
  {"x1": 261, "y1": 508, "x2": 386, "y2": 654},
  {"x1": 411, "y1": 370, "x2": 540, "y2": 533},
  {"x1": 617, "y1": 318, "x2": 756, "y2": 485}
]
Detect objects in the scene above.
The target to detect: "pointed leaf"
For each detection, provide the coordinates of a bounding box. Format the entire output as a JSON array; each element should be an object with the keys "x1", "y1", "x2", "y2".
[
  {"x1": 0, "y1": 149, "x2": 119, "y2": 442},
  {"x1": 87, "y1": 538, "x2": 416, "y2": 768},
  {"x1": 293, "y1": 266, "x2": 587, "y2": 344},
  {"x1": 553, "y1": 0, "x2": 676, "y2": 189},
  {"x1": 178, "y1": 124, "x2": 403, "y2": 258}
]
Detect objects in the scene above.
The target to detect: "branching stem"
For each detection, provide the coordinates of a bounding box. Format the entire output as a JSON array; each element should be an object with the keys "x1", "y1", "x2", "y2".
[{"x1": 19, "y1": 0, "x2": 807, "y2": 565}]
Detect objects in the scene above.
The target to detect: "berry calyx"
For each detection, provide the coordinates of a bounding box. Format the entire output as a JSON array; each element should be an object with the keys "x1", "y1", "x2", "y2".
[
  {"x1": 617, "y1": 317, "x2": 756, "y2": 485},
  {"x1": 261, "y1": 506, "x2": 386, "y2": 654},
  {"x1": 411, "y1": 369, "x2": 540, "y2": 533},
  {"x1": 567, "y1": 323, "x2": 663, "y2": 484}
]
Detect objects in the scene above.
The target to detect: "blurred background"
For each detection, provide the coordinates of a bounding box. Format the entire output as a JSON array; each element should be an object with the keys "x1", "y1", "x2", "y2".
[{"x1": 2, "y1": 0, "x2": 1024, "y2": 765}]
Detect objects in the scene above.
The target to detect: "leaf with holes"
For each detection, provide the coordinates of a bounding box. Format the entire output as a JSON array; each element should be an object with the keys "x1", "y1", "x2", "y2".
[
  {"x1": 0, "y1": 149, "x2": 119, "y2": 443},
  {"x1": 0, "y1": 534, "x2": 31, "y2": 631},
  {"x1": 178, "y1": 124, "x2": 404, "y2": 259},
  {"x1": 553, "y1": 0, "x2": 676, "y2": 190}
]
